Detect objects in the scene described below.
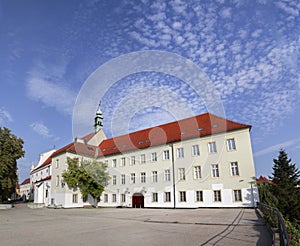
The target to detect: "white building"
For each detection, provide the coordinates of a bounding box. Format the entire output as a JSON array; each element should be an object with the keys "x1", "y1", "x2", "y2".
[
  {"x1": 32, "y1": 105, "x2": 259, "y2": 208},
  {"x1": 19, "y1": 178, "x2": 30, "y2": 201}
]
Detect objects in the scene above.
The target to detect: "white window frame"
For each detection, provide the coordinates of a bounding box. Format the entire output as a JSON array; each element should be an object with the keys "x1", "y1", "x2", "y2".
[
  {"x1": 227, "y1": 138, "x2": 236, "y2": 151},
  {"x1": 212, "y1": 164, "x2": 219, "y2": 177},
  {"x1": 164, "y1": 169, "x2": 171, "y2": 182},
  {"x1": 130, "y1": 156, "x2": 136, "y2": 165},
  {"x1": 194, "y1": 166, "x2": 201, "y2": 179},
  {"x1": 103, "y1": 194, "x2": 108, "y2": 203},
  {"x1": 130, "y1": 173, "x2": 135, "y2": 184},
  {"x1": 177, "y1": 147, "x2": 184, "y2": 158},
  {"x1": 192, "y1": 145, "x2": 200, "y2": 156},
  {"x1": 179, "y1": 191, "x2": 186, "y2": 202},
  {"x1": 112, "y1": 175, "x2": 116, "y2": 185},
  {"x1": 165, "y1": 192, "x2": 171, "y2": 202},
  {"x1": 196, "y1": 190, "x2": 203, "y2": 202},
  {"x1": 208, "y1": 142, "x2": 217, "y2": 153},
  {"x1": 178, "y1": 168, "x2": 185, "y2": 181},
  {"x1": 112, "y1": 194, "x2": 117, "y2": 203},
  {"x1": 213, "y1": 190, "x2": 222, "y2": 202},
  {"x1": 163, "y1": 150, "x2": 170, "y2": 160},
  {"x1": 121, "y1": 194, "x2": 126, "y2": 203},
  {"x1": 233, "y1": 189, "x2": 242, "y2": 202},
  {"x1": 72, "y1": 194, "x2": 78, "y2": 203},
  {"x1": 152, "y1": 192, "x2": 158, "y2": 202},
  {"x1": 141, "y1": 172, "x2": 146, "y2": 183},
  {"x1": 112, "y1": 159, "x2": 117, "y2": 168},
  {"x1": 231, "y1": 162, "x2": 239, "y2": 176},
  {"x1": 140, "y1": 154, "x2": 146, "y2": 164},
  {"x1": 121, "y1": 157, "x2": 126, "y2": 167},
  {"x1": 152, "y1": 171, "x2": 158, "y2": 183},
  {"x1": 121, "y1": 174, "x2": 125, "y2": 185},
  {"x1": 151, "y1": 152, "x2": 157, "y2": 162}
]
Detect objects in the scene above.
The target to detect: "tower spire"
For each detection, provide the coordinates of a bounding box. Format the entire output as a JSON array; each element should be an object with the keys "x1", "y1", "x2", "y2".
[{"x1": 94, "y1": 101, "x2": 103, "y2": 133}]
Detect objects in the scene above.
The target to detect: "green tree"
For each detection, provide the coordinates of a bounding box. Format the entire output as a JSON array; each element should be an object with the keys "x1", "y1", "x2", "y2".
[
  {"x1": 269, "y1": 149, "x2": 300, "y2": 223},
  {"x1": 62, "y1": 157, "x2": 110, "y2": 207},
  {"x1": 0, "y1": 127, "x2": 25, "y2": 202}
]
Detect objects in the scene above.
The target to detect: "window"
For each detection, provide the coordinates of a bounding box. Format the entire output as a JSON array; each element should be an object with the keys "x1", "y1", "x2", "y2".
[
  {"x1": 121, "y1": 194, "x2": 126, "y2": 203},
  {"x1": 152, "y1": 171, "x2": 158, "y2": 183},
  {"x1": 194, "y1": 166, "x2": 201, "y2": 179},
  {"x1": 104, "y1": 160, "x2": 108, "y2": 165},
  {"x1": 112, "y1": 175, "x2": 116, "y2": 185},
  {"x1": 227, "y1": 138, "x2": 236, "y2": 151},
  {"x1": 140, "y1": 154, "x2": 146, "y2": 164},
  {"x1": 130, "y1": 156, "x2": 136, "y2": 165},
  {"x1": 141, "y1": 172, "x2": 146, "y2": 183},
  {"x1": 112, "y1": 159, "x2": 117, "y2": 168},
  {"x1": 177, "y1": 147, "x2": 184, "y2": 158},
  {"x1": 164, "y1": 169, "x2": 171, "y2": 182},
  {"x1": 231, "y1": 162, "x2": 239, "y2": 176},
  {"x1": 151, "y1": 152, "x2": 157, "y2": 162},
  {"x1": 55, "y1": 159, "x2": 59, "y2": 168},
  {"x1": 83, "y1": 195, "x2": 88, "y2": 202},
  {"x1": 192, "y1": 145, "x2": 200, "y2": 156},
  {"x1": 165, "y1": 192, "x2": 171, "y2": 202},
  {"x1": 56, "y1": 175, "x2": 60, "y2": 187},
  {"x1": 130, "y1": 173, "x2": 135, "y2": 184},
  {"x1": 179, "y1": 191, "x2": 186, "y2": 202},
  {"x1": 72, "y1": 194, "x2": 78, "y2": 203},
  {"x1": 121, "y1": 174, "x2": 125, "y2": 185},
  {"x1": 196, "y1": 191, "x2": 203, "y2": 202},
  {"x1": 234, "y1": 190, "x2": 242, "y2": 202},
  {"x1": 208, "y1": 142, "x2": 217, "y2": 153},
  {"x1": 121, "y1": 157, "x2": 126, "y2": 167},
  {"x1": 152, "y1": 192, "x2": 158, "y2": 202},
  {"x1": 178, "y1": 168, "x2": 185, "y2": 181},
  {"x1": 163, "y1": 150, "x2": 170, "y2": 160},
  {"x1": 112, "y1": 194, "x2": 117, "y2": 203},
  {"x1": 214, "y1": 190, "x2": 222, "y2": 202},
  {"x1": 45, "y1": 189, "x2": 48, "y2": 198},
  {"x1": 212, "y1": 164, "x2": 219, "y2": 177},
  {"x1": 103, "y1": 194, "x2": 108, "y2": 203}
]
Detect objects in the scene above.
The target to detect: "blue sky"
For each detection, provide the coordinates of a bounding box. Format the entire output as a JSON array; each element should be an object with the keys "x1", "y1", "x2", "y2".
[{"x1": 0, "y1": 0, "x2": 299, "y2": 183}]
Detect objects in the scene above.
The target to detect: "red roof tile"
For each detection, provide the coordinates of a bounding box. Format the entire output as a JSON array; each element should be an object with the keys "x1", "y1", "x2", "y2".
[
  {"x1": 98, "y1": 113, "x2": 250, "y2": 156},
  {"x1": 20, "y1": 178, "x2": 30, "y2": 185}
]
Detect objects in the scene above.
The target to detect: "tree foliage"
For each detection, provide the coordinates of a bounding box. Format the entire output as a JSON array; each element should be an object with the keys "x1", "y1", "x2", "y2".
[
  {"x1": 0, "y1": 127, "x2": 25, "y2": 202},
  {"x1": 269, "y1": 149, "x2": 300, "y2": 223},
  {"x1": 62, "y1": 157, "x2": 110, "y2": 205}
]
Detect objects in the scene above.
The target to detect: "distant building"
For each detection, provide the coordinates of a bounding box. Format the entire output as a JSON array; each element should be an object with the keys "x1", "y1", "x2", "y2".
[
  {"x1": 19, "y1": 178, "x2": 30, "y2": 201},
  {"x1": 31, "y1": 105, "x2": 259, "y2": 208}
]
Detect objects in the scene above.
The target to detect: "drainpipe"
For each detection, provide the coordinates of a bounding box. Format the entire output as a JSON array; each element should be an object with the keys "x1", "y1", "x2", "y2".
[{"x1": 170, "y1": 143, "x2": 176, "y2": 209}]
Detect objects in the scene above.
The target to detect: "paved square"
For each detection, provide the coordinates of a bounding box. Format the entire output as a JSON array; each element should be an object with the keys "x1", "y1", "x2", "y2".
[{"x1": 0, "y1": 204, "x2": 272, "y2": 245}]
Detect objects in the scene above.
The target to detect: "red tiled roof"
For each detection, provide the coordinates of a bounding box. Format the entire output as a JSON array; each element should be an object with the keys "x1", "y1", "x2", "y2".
[
  {"x1": 52, "y1": 142, "x2": 97, "y2": 158},
  {"x1": 80, "y1": 132, "x2": 97, "y2": 142},
  {"x1": 35, "y1": 175, "x2": 51, "y2": 183},
  {"x1": 20, "y1": 178, "x2": 30, "y2": 185},
  {"x1": 256, "y1": 176, "x2": 274, "y2": 185},
  {"x1": 98, "y1": 113, "x2": 250, "y2": 156}
]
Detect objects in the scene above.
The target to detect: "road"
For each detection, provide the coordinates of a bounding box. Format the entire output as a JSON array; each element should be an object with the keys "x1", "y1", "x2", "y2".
[{"x1": 0, "y1": 204, "x2": 272, "y2": 246}]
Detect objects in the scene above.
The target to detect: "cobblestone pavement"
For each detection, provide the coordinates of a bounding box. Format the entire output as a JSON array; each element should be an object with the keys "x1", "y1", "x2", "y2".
[{"x1": 0, "y1": 204, "x2": 272, "y2": 246}]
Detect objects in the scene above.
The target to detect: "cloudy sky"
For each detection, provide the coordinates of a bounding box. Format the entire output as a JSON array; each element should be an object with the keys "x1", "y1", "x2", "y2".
[{"x1": 1, "y1": 0, "x2": 299, "y2": 183}]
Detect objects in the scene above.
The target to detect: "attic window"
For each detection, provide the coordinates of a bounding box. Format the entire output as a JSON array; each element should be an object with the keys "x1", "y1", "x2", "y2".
[
  {"x1": 138, "y1": 141, "x2": 143, "y2": 145},
  {"x1": 198, "y1": 127, "x2": 204, "y2": 131},
  {"x1": 87, "y1": 147, "x2": 94, "y2": 151},
  {"x1": 181, "y1": 131, "x2": 186, "y2": 135},
  {"x1": 113, "y1": 146, "x2": 117, "y2": 150},
  {"x1": 212, "y1": 124, "x2": 218, "y2": 128},
  {"x1": 123, "y1": 144, "x2": 127, "y2": 148},
  {"x1": 102, "y1": 149, "x2": 106, "y2": 152},
  {"x1": 145, "y1": 139, "x2": 150, "y2": 143}
]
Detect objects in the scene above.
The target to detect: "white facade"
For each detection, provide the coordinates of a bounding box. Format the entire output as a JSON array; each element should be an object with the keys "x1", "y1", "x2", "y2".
[{"x1": 98, "y1": 128, "x2": 259, "y2": 208}]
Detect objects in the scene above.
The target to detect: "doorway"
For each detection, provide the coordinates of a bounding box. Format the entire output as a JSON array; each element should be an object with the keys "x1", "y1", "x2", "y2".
[{"x1": 132, "y1": 193, "x2": 144, "y2": 208}]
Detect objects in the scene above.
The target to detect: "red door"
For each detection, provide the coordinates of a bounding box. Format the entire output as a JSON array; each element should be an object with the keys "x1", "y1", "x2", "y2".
[{"x1": 132, "y1": 193, "x2": 144, "y2": 208}]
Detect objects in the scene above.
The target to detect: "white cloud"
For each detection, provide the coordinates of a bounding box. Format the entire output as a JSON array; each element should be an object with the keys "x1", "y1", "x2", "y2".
[
  {"x1": 254, "y1": 138, "x2": 300, "y2": 157},
  {"x1": 0, "y1": 108, "x2": 13, "y2": 126},
  {"x1": 30, "y1": 121, "x2": 52, "y2": 138},
  {"x1": 26, "y1": 62, "x2": 77, "y2": 115}
]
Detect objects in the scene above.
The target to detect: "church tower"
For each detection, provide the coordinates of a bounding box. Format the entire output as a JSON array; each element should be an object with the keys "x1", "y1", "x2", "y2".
[{"x1": 94, "y1": 102, "x2": 103, "y2": 133}]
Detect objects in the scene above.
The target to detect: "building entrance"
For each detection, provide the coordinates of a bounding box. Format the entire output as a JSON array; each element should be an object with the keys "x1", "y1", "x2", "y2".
[{"x1": 132, "y1": 193, "x2": 144, "y2": 208}]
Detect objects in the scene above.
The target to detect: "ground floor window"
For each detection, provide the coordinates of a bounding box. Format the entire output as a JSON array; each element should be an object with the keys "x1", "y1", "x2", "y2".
[
  {"x1": 179, "y1": 191, "x2": 186, "y2": 202},
  {"x1": 152, "y1": 192, "x2": 158, "y2": 202},
  {"x1": 233, "y1": 190, "x2": 242, "y2": 202},
  {"x1": 72, "y1": 194, "x2": 78, "y2": 203},
  {"x1": 165, "y1": 192, "x2": 171, "y2": 202},
  {"x1": 196, "y1": 190, "x2": 203, "y2": 202},
  {"x1": 103, "y1": 194, "x2": 108, "y2": 203},
  {"x1": 121, "y1": 194, "x2": 126, "y2": 203},
  {"x1": 112, "y1": 194, "x2": 117, "y2": 203},
  {"x1": 83, "y1": 195, "x2": 88, "y2": 202},
  {"x1": 213, "y1": 190, "x2": 221, "y2": 202}
]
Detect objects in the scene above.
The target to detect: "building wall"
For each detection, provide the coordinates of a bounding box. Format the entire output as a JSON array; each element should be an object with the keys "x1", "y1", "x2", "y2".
[
  {"x1": 98, "y1": 128, "x2": 258, "y2": 208},
  {"x1": 19, "y1": 183, "x2": 30, "y2": 200}
]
